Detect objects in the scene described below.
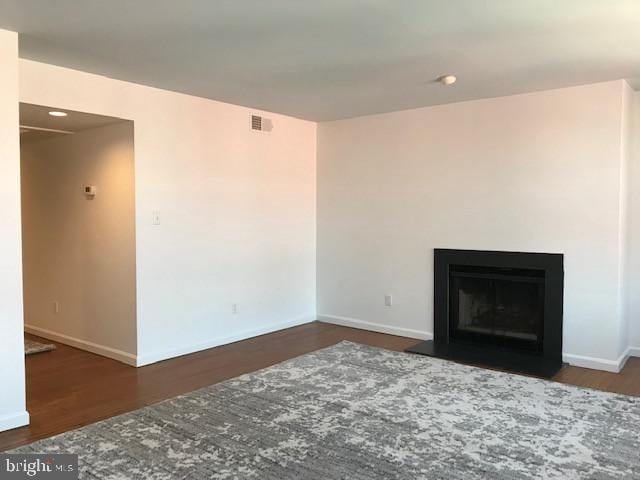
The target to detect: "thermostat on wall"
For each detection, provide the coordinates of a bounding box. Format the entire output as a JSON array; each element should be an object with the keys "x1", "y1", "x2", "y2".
[{"x1": 84, "y1": 185, "x2": 97, "y2": 197}]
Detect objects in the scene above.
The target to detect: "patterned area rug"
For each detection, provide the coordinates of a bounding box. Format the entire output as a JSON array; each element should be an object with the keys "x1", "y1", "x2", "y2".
[
  {"x1": 13, "y1": 341, "x2": 640, "y2": 479},
  {"x1": 24, "y1": 338, "x2": 56, "y2": 355}
]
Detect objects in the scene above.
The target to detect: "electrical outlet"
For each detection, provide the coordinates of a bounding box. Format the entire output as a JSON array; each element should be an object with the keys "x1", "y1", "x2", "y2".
[
  {"x1": 232, "y1": 303, "x2": 238, "y2": 315},
  {"x1": 384, "y1": 294, "x2": 393, "y2": 307},
  {"x1": 53, "y1": 301, "x2": 60, "y2": 314}
]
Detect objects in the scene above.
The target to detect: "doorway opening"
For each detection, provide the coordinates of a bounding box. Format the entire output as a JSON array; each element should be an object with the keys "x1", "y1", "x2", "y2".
[{"x1": 20, "y1": 103, "x2": 136, "y2": 369}]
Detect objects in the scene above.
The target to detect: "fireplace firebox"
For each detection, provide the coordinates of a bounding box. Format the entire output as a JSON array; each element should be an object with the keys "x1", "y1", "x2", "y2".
[{"x1": 407, "y1": 249, "x2": 564, "y2": 377}]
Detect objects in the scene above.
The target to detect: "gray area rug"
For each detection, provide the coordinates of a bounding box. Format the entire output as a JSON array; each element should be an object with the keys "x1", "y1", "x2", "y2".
[
  {"x1": 24, "y1": 338, "x2": 56, "y2": 355},
  {"x1": 13, "y1": 341, "x2": 640, "y2": 479}
]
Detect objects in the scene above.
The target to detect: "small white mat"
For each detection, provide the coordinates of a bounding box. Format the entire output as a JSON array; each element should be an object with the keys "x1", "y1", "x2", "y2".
[{"x1": 25, "y1": 338, "x2": 56, "y2": 355}]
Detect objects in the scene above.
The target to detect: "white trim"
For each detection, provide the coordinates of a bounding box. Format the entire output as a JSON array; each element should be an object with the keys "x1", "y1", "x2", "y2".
[
  {"x1": 24, "y1": 324, "x2": 137, "y2": 366},
  {"x1": 318, "y1": 314, "x2": 431, "y2": 340},
  {"x1": 0, "y1": 411, "x2": 29, "y2": 432},
  {"x1": 136, "y1": 315, "x2": 316, "y2": 367},
  {"x1": 319, "y1": 315, "x2": 638, "y2": 373},
  {"x1": 562, "y1": 348, "x2": 632, "y2": 373},
  {"x1": 629, "y1": 346, "x2": 640, "y2": 357},
  {"x1": 616, "y1": 347, "x2": 631, "y2": 372}
]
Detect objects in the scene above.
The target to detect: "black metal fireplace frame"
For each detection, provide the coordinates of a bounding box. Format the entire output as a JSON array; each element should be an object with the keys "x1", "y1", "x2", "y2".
[
  {"x1": 407, "y1": 249, "x2": 564, "y2": 378},
  {"x1": 435, "y1": 249, "x2": 563, "y2": 359}
]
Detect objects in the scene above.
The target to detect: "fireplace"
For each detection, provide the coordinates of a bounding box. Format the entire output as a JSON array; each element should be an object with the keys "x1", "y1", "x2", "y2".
[{"x1": 407, "y1": 249, "x2": 564, "y2": 377}]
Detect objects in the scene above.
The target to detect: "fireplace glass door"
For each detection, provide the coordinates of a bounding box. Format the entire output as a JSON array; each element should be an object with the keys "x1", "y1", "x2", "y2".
[{"x1": 449, "y1": 265, "x2": 545, "y2": 352}]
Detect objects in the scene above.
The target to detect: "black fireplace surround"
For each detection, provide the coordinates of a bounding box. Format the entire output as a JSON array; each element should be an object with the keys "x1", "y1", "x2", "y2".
[{"x1": 407, "y1": 249, "x2": 564, "y2": 377}]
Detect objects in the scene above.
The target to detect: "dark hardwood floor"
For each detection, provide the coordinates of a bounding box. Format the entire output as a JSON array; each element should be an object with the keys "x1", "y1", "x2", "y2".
[{"x1": 1, "y1": 321, "x2": 638, "y2": 451}]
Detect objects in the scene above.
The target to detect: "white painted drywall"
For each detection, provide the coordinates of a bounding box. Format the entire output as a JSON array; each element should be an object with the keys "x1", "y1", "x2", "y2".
[
  {"x1": 0, "y1": 29, "x2": 29, "y2": 431},
  {"x1": 627, "y1": 92, "x2": 640, "y2": 352},
  {"x1": 18, "y1": 59, "x2": 317, "y2": 366},
  {"x1": 21, "y1": 122, "x2": 137, "y2": 363},
  {"x1": 618, "y1": 82, "x2": 633, "y2": 360},
  {"x1": 317, "y1": 81, "x2": 631, "y2": 369}
]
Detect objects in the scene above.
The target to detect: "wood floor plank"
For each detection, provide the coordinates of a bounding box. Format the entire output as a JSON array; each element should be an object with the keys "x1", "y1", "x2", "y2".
[{"x1": 1, "y1": 321, "x2": 638, "y2": 451}]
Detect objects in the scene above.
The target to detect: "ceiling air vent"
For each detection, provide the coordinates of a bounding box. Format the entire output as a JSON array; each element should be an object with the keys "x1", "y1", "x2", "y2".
[{"x1": 251, "y1": 115, "x2": 262, "y2": 131}]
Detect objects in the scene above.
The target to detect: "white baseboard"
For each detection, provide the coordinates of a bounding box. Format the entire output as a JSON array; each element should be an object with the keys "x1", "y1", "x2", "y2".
[
  {"x1": 0, "y1": 411, "x2": 29, "y2": 432},
  {"x1": 136, "y1": 315, "x2": 316, "y2": 367},
  {"x1": 318, "y1": 314, "x2": 432, "y2": 340},
  {"x1": 320, "y1": 315, "x2": 639, "y2": 373},
  {"x1": 24, "y1": 324, "x2": 137, "y2": 366},
  {"x1": 562, "y1": 348, "x2": 632, "y2": 373}
]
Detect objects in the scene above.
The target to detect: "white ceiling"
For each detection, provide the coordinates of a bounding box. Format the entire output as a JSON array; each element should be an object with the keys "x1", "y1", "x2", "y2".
[{"x1": 1, "y1": 0, "x2": 639, "y2": 121}]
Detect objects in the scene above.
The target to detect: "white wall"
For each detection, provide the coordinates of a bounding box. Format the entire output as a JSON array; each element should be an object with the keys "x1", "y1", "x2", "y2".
[
  {"x1": 0, "y1": 30, "x2": 28, "y2": 431},
  {"x1": 618, "y1": 82, "x2": 633, "y2": 360},
  {"x1": 19, "y1": 59, "x2": 317, "y2": 367},
  {"x1": 317, "y1": 81, "x2": 633, "y2": 371},
  {"x1": 627, "y1": 91, "x2": 640, "y2": 353},
  {"x1": 21, "y1": 122, "x2": 137, "y2": 363}
]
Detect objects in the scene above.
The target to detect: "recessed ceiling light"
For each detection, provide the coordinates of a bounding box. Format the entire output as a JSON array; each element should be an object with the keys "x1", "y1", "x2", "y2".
[
  {"x1": 438, "y1": 75, "x2": 457, "y2": 86},
  {"x1": 48, "y1": 111, "x2": 68, "y2": 117}
]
